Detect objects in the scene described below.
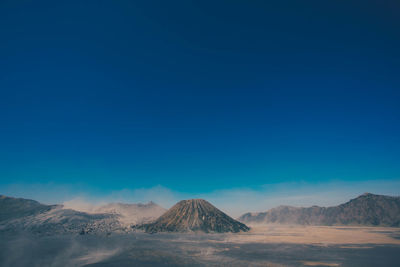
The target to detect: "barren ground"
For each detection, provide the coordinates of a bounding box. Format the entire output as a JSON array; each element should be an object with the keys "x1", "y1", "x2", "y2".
[
  {"x1": 1, "y1": 225, "x2": 400, "y2": 266},
  {"x1": 225, "y1": 224, "x2": 400, "y2": 245}
]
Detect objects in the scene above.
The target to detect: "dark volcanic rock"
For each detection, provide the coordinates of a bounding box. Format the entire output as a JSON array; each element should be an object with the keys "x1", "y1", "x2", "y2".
[
  {"x1": 239, "y1": 193, "x2": 400, "y2": 227},
  {"x1": 143, "y1": 199, "x2": 250, "y2": 233}
]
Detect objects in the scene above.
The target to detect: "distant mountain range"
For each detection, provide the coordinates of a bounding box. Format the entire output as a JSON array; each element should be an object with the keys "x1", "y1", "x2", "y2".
[
  {"x1": 239, "y1": 193, "x2": 400, "y2": 227},
  {"x1": 1, "y1": 193, "x2": 399, "y2": 236},
  {"x1": 142, "y1": 199, "x2": 249, "y2": 233}
]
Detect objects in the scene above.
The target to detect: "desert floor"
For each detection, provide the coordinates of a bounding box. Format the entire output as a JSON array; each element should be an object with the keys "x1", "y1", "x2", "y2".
[
  {"x1": 226, "y1": 224, "x2": 400, "y2": 245},
  {"x1": 1, "y1": 225, "x2": 400, "y2": 267}
]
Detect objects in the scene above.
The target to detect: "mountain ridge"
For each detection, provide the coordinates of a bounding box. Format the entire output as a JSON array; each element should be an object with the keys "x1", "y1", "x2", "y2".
[
  {"x1": 239, "y1": 193, "x2": 400, "y2": 227},
  {"x1": 142, "y1": 199, "x2": 250, "y2": 233},
  {"x1": 0, "y1": 195, "x2": 166, "y2": 235}
]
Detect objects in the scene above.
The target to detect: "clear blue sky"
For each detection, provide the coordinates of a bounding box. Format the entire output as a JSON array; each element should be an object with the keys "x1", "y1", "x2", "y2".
[{"x1": 1, "y1": 1, "x2": 399, "y2": 200}]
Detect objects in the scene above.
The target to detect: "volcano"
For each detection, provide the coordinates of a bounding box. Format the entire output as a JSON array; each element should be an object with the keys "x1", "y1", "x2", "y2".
[{"x1": 143, "y1": 199, "x2": 250, "y2": 233}]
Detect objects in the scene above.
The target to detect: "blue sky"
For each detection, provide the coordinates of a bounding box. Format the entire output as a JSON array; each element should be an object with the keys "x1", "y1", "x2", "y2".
[{"x1": 1, "y1": 1, "x2": 399, "y2": 210}]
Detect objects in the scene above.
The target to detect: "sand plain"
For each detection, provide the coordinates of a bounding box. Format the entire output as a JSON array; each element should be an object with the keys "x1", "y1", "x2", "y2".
[{"x1": 225, "y1": 224, "x2": 400, "y2": 245}]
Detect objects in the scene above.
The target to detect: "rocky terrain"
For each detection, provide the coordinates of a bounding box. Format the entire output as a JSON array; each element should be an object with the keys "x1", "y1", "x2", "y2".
[
  {"x1": 239, "y1": 193, "x2": 400, "y2": 227},
  {"x1": 0, "y1": 195, "x2": 165, "y2": 235},
  {"x1": 142, "y1": 199, "x2": 250, "y2": 233},
  {"x1": 0, "y1": 195, "x2": 54, "y2": 221}
]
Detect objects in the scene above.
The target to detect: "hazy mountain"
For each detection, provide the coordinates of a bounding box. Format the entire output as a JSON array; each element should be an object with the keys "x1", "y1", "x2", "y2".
[
  {"x1": 239, "y1": 193, "x2": 400, "y2": 227},
  {"x1": 142, "y1": 199, "x2": 250, "y2": 233},
  {"x1": 93, "y1": 202, "x2": 166, "y2": 225},
  {"x1": 1, "y1": 207, "x2": 123, "y2": 235},
  {"x1": 0, "y1": 195, "x2": 165, "y2": 235},
  {"x1": 0, "y1": 195, "x2": 54, "y2": 221}
]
